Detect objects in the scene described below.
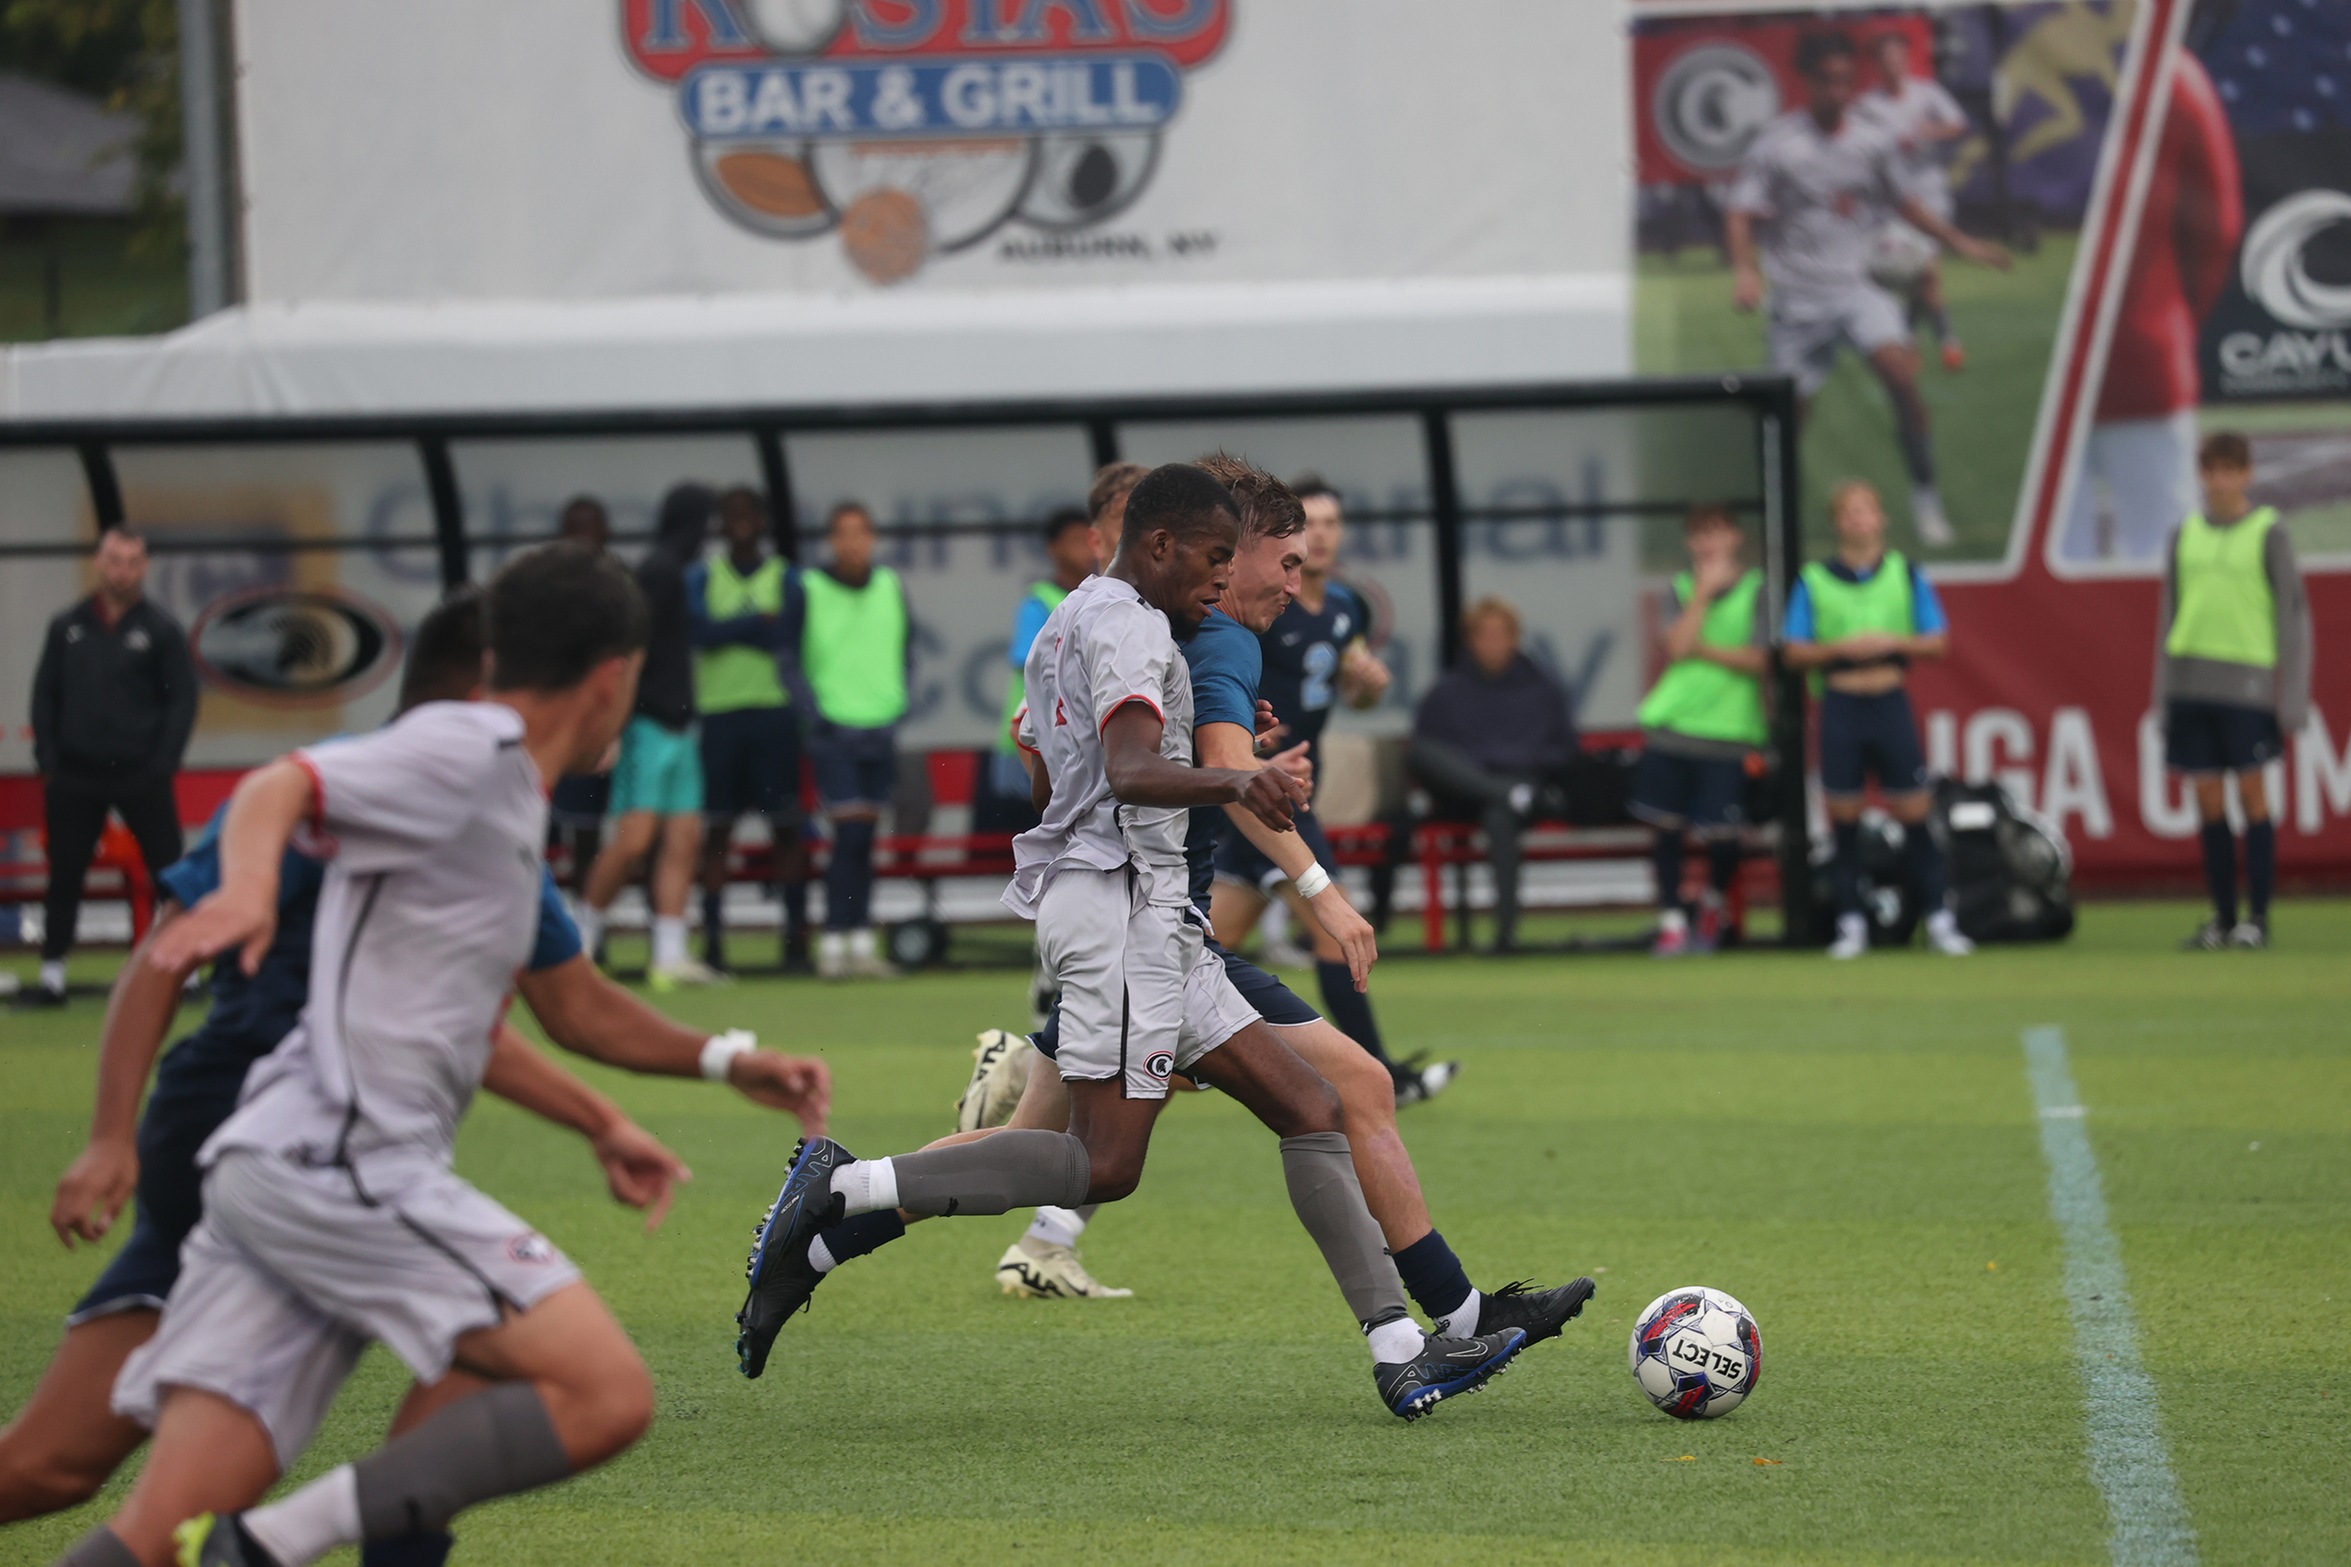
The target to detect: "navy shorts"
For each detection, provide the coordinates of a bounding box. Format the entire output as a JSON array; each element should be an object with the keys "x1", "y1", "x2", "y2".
[
  {"x1": 2164, "y1": 699, "x2": 2282, "y2": 774},
  {"x1": 1030, "y1": 936, "x2": 1319, "y2": 1065},
  {"x1": 1630, "y1": 748, "x2": 1748, "y2": 834},
  {"x1": 1212, "y1": 805, "x2": 1337, "y2": 894},
  {"x1": 549, "y1": 771, "x2": 608, "y2": 825},
  {"x1": 1818, "y1": 688, "x2": 1930, "y2": 797},
  {"x1": 808, "y1": 723, "x2": 897, "y2": 812},
  {"x1": 70, "y1": 1040, "x2": 254, "y2": 1323},
  {"x1": 701, "y1": 705, "x2": 801, "y2": 818}
]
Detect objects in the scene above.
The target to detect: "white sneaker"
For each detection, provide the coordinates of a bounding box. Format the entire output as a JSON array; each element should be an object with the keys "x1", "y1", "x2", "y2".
[
  {"x1": 996, "y1": 1239, "x2": 1133, "y2": 1299},
  {"x1": 649, "y1": 955, "x2": 730, "y2": 992},
  {"x1": 955, "y1": 1029, "x2": 1035, "y2": 1132},
  {"x1": 1925, "y1": 910, "x2": 1975, "y2": 957},
  {"x1": 817, "y1": 931, "x2": 849, "y2": 980},
  {"x1": 1827, "y1": 913, "x2": 1870, "y2": 960},
  {"x1": 1911, "y1": 486, "x2": 1957, "y2": 548},
  {"x1": 844, "y1": 926, "x2": 900, "y2": 980}
]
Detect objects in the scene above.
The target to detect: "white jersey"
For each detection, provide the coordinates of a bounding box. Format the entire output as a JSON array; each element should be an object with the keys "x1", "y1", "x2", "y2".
[
  {"x1": 1857, "y1": 76, "x2": 1964, "y2": 214},
  {"x1": 205, "y1": 701, "x2": 549, "y2": 1186},
  {"x1": 1726, "y1": 108, "x2": 1911, "y2": 302},
  {"x1": 1006, "y1": 573, "x2": 1195, "y2": 917}
]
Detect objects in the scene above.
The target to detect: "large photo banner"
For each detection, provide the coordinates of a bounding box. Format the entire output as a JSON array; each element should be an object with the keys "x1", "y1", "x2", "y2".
[{"x1": 1632, "y1": 0, "x2": 2351, "y2": 881}]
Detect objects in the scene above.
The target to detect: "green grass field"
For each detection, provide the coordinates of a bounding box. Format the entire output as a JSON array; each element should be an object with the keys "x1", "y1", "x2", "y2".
[
  {"x1": 5, "y1": 900, "x2": 2347, "y2": 1565},
  {"x1": 1638, "y1": 237, "x2": 2074, "y2": 566}
]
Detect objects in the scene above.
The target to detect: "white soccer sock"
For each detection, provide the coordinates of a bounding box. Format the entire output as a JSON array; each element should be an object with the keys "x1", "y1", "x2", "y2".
[
  {"x1": 1024, "y1": 1205, "x2": 1087, "y2": 1250},
  {"x1": 39, "y1": 959, "x2": 66, "y2": 993},
  {"x1": 1438, "y1": 1289, "x2": 1483, "y2": 1338},
  {"x1": 808, "y1": 1235, "x2": 839, "y2": 1274},
  {"x1": 652, "y1": 915, "x2": 688, "y2": 968},
  {"x1": 1365, "y1": 1317, "x2": 1426, "y2": 1366},
  {"x1": 832, "y1": 1157, "x2": 898, "y2": 1218},
  {"x1": 575, "y1": 904, "x2": 606, "y2": 955},
  {"x1": 243, "y1": 1464, "x2": 360, "y2": 1567}
]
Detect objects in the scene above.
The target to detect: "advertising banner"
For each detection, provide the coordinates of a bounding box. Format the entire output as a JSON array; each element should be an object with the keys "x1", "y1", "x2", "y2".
[{"x1": 1631, "y1": 0, "x2": 2351, "y2": 881}]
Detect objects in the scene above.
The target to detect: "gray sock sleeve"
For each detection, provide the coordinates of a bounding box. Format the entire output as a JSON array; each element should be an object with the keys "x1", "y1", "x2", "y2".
[
  {"x1": 354, "y1": 1381, "x2": 573, "y2": 1541},
  {"x1": 1279, "y1": 1131, "x2": 1411, "y2": 1331},
  {"x1": 54, "y1": 1526, "x2": 140, "y2": 1567},
  {"x1": 890, "y1": 1130, "x2": 1091, "y2": 1216}
]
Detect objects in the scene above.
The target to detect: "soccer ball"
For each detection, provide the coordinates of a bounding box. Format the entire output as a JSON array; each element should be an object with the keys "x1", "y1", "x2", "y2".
[
  {"x1": 1628, "y1": 1286, "x2": 1761, "y2": 1419},
  {"x1": 1867, "y1": 219, "x2": 1939, "y2": 288}
]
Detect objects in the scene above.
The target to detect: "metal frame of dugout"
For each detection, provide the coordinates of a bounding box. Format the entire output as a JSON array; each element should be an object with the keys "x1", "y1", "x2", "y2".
[{"x1": 0, "y1": 372, "x2": 1814, "y2": 946}]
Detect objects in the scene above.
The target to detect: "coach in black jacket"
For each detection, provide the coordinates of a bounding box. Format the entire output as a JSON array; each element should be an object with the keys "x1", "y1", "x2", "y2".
[{"x1": 26, "y1": 528, "x2": 195, "y2": 1005}]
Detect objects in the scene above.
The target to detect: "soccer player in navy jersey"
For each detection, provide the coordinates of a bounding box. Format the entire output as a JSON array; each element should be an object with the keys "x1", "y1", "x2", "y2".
[{"x1": 1208, "y1": 477, "x2": 1454, "y2": 1106}]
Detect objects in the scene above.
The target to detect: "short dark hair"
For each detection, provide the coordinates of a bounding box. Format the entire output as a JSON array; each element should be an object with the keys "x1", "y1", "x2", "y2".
[
  {"x1": 1042, "y1": 505, "x2": 1092, "y2": 545},
  {"x1": 718, "y1": 485, "x2": 767, "y2": 523},
  {"x1": 557, "y1": 496, "x2": 609, "y2": 545},
  {"x1": 827, "y1": 500, "x2": 873, "y2": 531},
  {"x1": 1194, "y1": 453, "x2": 1304, "y2": 541},
  {"x1": 484, "y1": 543, "x2": 650, "y2": 694},
  {"x1": 97, "y1": 524, "x2": 148, "y2": 550},
  {"x1": 399, "y1": 585, "x2": 485, "y2": 713},
  {"x1": 1289, "y1": 473, "x2": 1339, "y2": 506},
  {"x1": 1684, "y1": 502, "x2": 1740, "y2": 534},
  {"x1": 1088, "y1": 461, "x2": 1149, "y2": 522},
  {"x1": 2199, "y1": 430, "x2": 2252, "y2": 470},
  {"x1": 1120, "y1": 462, "x2": 1238, "y2": 550},
  {"x1": 1795, "y1": 29, "x2": 1856, "y2": 77}
]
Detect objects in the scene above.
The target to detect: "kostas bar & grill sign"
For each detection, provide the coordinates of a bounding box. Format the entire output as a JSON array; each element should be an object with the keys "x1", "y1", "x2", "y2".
[{"x1": 624, "y1": 0, "x2": 1227, "y2": 283}]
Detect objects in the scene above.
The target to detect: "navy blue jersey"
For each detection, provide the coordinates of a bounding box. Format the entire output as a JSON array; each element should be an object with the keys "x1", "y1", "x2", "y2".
[
  {"x1": 1179, "y1": 610, "x2": 1263, "y2": 917},
  {"x1": 1258, "y1": 580, "x2": 1369, "y2": 769}
]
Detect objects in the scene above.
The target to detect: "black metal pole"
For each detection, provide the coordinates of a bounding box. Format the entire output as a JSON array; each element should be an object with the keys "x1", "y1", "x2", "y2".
[
  {"x1": 1763, "y1": 384, "x2": 1816, "y2": 947},
  {"x1": 756, "y1": 426, "x2": 797, "y2": 561},
  {"x1": 1087, "y1": 418, "x2": 1120, "y2": 472},
  {"x1": 1421, "y1": 409, "x2": 1466, "y2": 670},
  {"x1": 78, "y1": 443, "x2": 124, "y2": 532},
  {"x1": 419, "y1": 438, "x2": 468, "y2": 590}
]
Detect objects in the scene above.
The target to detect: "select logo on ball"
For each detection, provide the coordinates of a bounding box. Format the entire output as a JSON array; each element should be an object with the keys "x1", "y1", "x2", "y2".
[{"x1": 627, "y1": 0, "x2": 1228, "y2": 284}]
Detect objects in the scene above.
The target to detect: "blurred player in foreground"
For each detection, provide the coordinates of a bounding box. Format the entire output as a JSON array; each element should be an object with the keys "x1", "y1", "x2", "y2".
[
  {"x1": 1633, "y1": 505, "x2": 1770, "y2": 957},
  {"x1": 737, "y1": 464, "x2": 1532, "y2": 1421},
  {"x1": 1208, "y1": 476, "x2": 1455, "y2": 1106},
  {"x1": 1783, "y1": 481, "x2": 1971, "y2": 960},
  {"x1": 2158, "y1": 432, "x2": 2311, "y2": 951},
  {"x1": 1725, "y1": 28, "x2": 2008, "y2": 548}
]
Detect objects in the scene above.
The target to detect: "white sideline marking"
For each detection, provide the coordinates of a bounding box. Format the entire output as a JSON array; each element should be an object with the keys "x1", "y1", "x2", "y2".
[{"x1": 2023, "y1": 1026, "x2": 2198, "y2": 1566}]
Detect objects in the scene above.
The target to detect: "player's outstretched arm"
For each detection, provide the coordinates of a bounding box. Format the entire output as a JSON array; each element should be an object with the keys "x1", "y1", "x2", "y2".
[
  {"x1": 147, "y1": 757, "x2": 310, "y2": 976},
  {"x1": 1102, "y1": 700, "x2": 1304, "y2": 829},
  {"x1": 482, "y1": 1022, "x2": 690, "y2": 1231},
  {"x1": 1199, "y1": 721, "x2": 1376, "y2": 989},
  {"x1": 50, "y1": 901, "x2": 197, "y2": 1247},
  {"x1": 1901, "y1": 198, "x2": 2009, "y2": 269},
  {"x1": 515, "y1": 955, "x2": 831, "y2": 1133}
]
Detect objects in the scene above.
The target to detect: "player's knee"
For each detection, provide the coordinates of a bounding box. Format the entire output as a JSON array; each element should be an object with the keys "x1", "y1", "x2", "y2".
[
  {"x1": 1268, "y1": 1071, "x2": 1344, "y2": 1140},
  {"x1": 1327, "y1": 1047, "x2": 1393, "y2": 1130},
  {"x1": 1080, "y1": 1143, "x2": 1147, "y2": 1205},
  {"x1": 0, "y1": 1432, "x2": 110, "y2": 1519},
  {"x1": 566, "y1": 1353, "x2": 655, "y2": 1464}
]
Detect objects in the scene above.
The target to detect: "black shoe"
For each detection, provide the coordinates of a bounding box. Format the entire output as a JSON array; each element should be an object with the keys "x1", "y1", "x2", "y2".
[
  {"x1": 1374, "y1": 1327, "x2": 1527, "y2": 1421},
  {"x1": 2181, "y1": 919, "x2": 2230, "y2": 951},
  {"x1": 173, "y1": 1511, "x2": 282, "y2": 1567},
  {"x1": 1392, "y1": 1054, "x2": 1461, "y2": 1109},
  {"x1": 1474, "y1": 1277, "x2": 1596, "y2": 1347},
  {"x1": 736, "y1": 1136, "x2": 852, "y2": 1378}
]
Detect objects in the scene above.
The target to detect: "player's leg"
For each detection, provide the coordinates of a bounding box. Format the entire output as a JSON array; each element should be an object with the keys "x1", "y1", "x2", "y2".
[
  {"x1": 2235, "y1": 759, "x2": 2276, "y2": 947},
  {"x1": 1687, "y1": 759, "x2": 1748, "y2": 951},
  {"x1": 1819, "y1": 692, "x2": 1871, "y2": 959},
  {"x1": 35, "y1": 775, "x2": 110, "y2": 1001},
  {"x1": 1916, "y1": 263, "x2": 1960, "y2": 367},
  {"x1": 347, "y1": 1371, "x2": 492, "y2": 1567},
  {"x1": 73, "y1": 1389, "x2": 280, "y2": 1567},
  {"x1": 577, "y1": 810, "x2": 655, "y2": 956},
  {"x1": 983, "y1": 1008, "x2": 1126, "y2": 1299},
  {"x1": 646, "y1": 723, "x2": 712, "y2": 987},
  {"x1": 1277, "y1": 810, "x2": 1434, "y2": 1098},
  {"x1": 2168, "y1": 701, "x2": 2239, "y2": 947},
  {"x1": 697, "y1": 711, "x2": 745, "y2": 972},
  {"x1": 1877, "y1": 692, "x2": 1968, "y2": 956},
  {"x1": 111, "y1": 773, "x2": 187, "y2": 909},
  {"x1": 0, "y1": 1313, "x2": 155, "y2": 1522},
  {"x1": 761, "y1": 709, "x2": 811, "y2": 970},
  {"x1": 1631, "y1": 750, "x2": 1693, "y2": 956},
  {"x1": 1857, "y1": 289, "x2": 1952, "y2": 547}
]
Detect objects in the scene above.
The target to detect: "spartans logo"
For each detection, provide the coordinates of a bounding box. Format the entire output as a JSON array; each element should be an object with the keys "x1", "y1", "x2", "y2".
[
  {"x1": 624, "y1": 1, "x2": 1227, "y2": 284},
  {"x1": 507, "y1": 1232, "x2": 559, "y2": 1266},
  {"x1": 1145, "y1": 1050, "x2": 1175, "y2": 1080},
  {"x1": 190, "y1": 586, "x2": 402, "y2": 709}
]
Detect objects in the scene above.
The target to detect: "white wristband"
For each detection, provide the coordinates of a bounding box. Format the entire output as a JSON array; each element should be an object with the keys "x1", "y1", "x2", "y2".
[
  {"x1": 699, "y1": 1029, "x2": 756, "y2": 1083},
  {"x1": 1293, "y1": 864, "x2": 1333, "y2": 900}
]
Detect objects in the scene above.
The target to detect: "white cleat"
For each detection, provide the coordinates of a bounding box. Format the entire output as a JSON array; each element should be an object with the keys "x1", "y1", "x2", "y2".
[
  {"x1": 816, "y1": 931, "x2": 849, "y2": 980},
  {"x1": 843, "y1": 927, "x2": 900, "y2": 980},
  {"x1": 1925, "y1": 911, "x2": 1975, "y2": 956},
  {"x1": 996, "y1": 1239, "x2": 1133, "y2": 1300},
  {"x1": 1911, "y1": 486, "x2": 1957, "y2": 548},
  {"x1": 955, "y1": 1029, "x2": 1035, "y2": 1133},
  {"x1": 649, "y1": 956, "x2": 730, "y2": 991},
  {"x1": 1827, "y1": 913, "x2": 1870, "y2": 960}
]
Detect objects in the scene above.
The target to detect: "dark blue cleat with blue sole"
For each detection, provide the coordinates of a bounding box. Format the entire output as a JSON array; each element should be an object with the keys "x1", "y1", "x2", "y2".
[
  {"x1": 1374, "y1": 1327, "x2": 1528, "y2": 1421},
  {"x1": 735, "y1": 1135, "x2": 853, "y2": 1379}
]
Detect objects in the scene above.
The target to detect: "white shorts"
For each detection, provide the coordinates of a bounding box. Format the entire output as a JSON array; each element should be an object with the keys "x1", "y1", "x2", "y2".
[
  {"x1": 113, "y1": 1148, "x2": 579, "y2": 1466},
  {"x1": 1035, "y1": 865, "x2": 1254, "y2": 1100},
  {"x1": 1769, "y1": 285, "x2": 1911, "y2": 397}
]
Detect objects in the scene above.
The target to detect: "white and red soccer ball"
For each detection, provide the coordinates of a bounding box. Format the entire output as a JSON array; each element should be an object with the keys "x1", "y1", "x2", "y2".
[{"x1": 1629, "y1": 1286, "x2": 1761, "y2": 1419}]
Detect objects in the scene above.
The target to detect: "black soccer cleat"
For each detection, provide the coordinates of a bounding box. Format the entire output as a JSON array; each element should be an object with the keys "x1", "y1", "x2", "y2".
[
  {"x1": 1475, "y1": 1277, "x2": 1597, "y2": 1348},
  {"x1": 1374, "y1": 1327, "x2": 1527, "y2": 1421},
  {"x1": 735, "y1": 1136, "x2": 853, "y2": 1379},
  {"x1": 1392, "y1": 1054, "x2": 1461, "y2": 1109},
  {"x1": 173, "y1": 1511, "x2": 281, "y2": 1567}
]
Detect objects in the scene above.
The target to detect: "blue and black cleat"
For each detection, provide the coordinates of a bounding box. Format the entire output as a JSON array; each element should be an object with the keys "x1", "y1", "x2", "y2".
[
  {"x1": 1475, "y1": 1276, "x2": 1597, "y2": 1347},
  {"x1": 735, "y1": 1136, "x2": 853, "y2": 1379},
  {"x1": 1374, "y1": 1327, "x2": 1528, "y2": 1421}
]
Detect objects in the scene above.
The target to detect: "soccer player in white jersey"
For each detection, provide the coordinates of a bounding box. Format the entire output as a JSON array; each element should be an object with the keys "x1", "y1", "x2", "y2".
[
  {"x1": 1856, "y1": 29, "x2": 1972, "y2": 370},
  {"x1": 53, "y1": 546, "x2": 667, "y2": 1567},
  {"x1": 1725, "y1": 28, "x2": 2008, "y2": 548},
  {"x1": 736, "y1": 464, "x2": 1531, "y2": 1420}
]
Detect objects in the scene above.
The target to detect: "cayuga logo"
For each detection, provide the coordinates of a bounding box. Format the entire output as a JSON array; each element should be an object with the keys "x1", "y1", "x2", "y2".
[{"x1": 624, "y1": 1, "x2": 1228, "y2": 283}]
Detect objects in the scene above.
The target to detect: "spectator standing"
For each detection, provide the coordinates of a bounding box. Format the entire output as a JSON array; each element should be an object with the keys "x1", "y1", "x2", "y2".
[
  {"x1": 1633, "y1": 505, "x2": 1772, "y2": 956},
  {"x1": 1407, "y1": 598, "x2": 1581, "y2": 953},
  {"x1": 577, "y1": 484, "x2": 722, "y2": 990},
  {"x1": 690, "y1": 486, "x2": 811, "y2": 973},
  {"x1": 798, "y1": 501, "x2": 911, "y2": 979},
  {"x1": 993, "y1": 507, "x2": 1098, "y2": 797},
  {"x1": 1783, "y1": 479, "x2": 1971, "y2": 959},
  {"x1": 25, "y1": 528, "x2": 196, "y2": 1006},
  {"x1": 2158, "y1": 431, "x2": 2311, "y2": 950},
  {"x1": 549, "y1": 496, "x2": 614, "y2": 901}
]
